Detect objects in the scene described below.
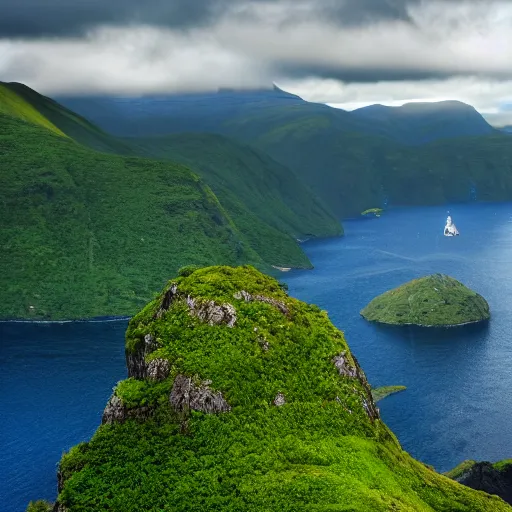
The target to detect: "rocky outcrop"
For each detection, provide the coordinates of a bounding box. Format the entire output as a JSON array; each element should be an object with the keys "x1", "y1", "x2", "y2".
[
  {"x1": 186, "y1": 296, "x2": 237, "y2": 327},
  {"x1": 126, "y1": 333, "x2": 159, "y2": 379},
  {"x1": 332, "y1": 351, "x2": 379, "y2": 421},
  {"x1": 155, "y1": 283, "x2": 179, "y2": 318},
  {"x1": 449, "y1": 461, "x2": 512, "y2": 505},
  {"x1": 233, "y1": 290, "x2": 290, "y2": 317},
  {"x1": 273, "y1": 392, "x2": 286, "y2": 406},
  {"x1": 102, "y1": 394, "x2": 154, "y2": 425},
  {"x1": 146, "y1": 358, "x2": 171, "y2": 381},
  {"x1": 169, "y1": 375, "x2": 231, "y2": 414}
]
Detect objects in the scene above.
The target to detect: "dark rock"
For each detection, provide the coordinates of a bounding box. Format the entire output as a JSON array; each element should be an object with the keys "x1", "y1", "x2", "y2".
[
  {"x1": 146, "y1": 358, "x2": 171, "y2": 381},
  {"x1": 156, "y1": 283, "x2": 179, "y2": 318},
  {"x1": 102, "y1": 394, "x2": 154, "y2": 425},
  {"x1": 169, "y1": 375, "x2": 231, "y2": 414},
  {"x1": 451, "y1": 462, "x2": 512, "y2": 504},
  {"x1": 187, "y1": 296, "x2": 237, "y2": 327},
  {"x1": 234, "y1": 290, "x2": 290, "y2": 316},
  {"x1": 126, "y1": 333, "x2": 159, "y2": 379}
]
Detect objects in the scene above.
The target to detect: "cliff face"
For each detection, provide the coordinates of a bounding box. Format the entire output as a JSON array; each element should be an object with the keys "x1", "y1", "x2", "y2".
[
  {"x1": 41, "y1": 266, "x2": 510, "y2": 511},
  {"x1": 447, "y1": 460, "x2": 512, "y2": 504}
]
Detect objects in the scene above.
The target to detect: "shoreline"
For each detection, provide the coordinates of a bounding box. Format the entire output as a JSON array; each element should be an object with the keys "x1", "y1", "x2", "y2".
[{"x1": 0, "y1": 315, "x2": 131, "y2": 325}]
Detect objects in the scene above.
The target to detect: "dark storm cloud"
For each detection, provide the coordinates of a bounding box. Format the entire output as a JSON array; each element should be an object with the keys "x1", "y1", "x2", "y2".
[
  {"x1": 277, "y1": 63, "x2": 457, "y2": 83},
  {"x1": 0, "y1": 0, "x2": 228, "y2": 38},
  {"x1": 0, "y1": 0, "x2": 481, "y2": 39}
]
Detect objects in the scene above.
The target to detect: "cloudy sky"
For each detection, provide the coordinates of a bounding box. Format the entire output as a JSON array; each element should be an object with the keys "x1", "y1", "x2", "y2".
[{"x1": 1, "y1": 0, "x2": 511, "y2": 125}]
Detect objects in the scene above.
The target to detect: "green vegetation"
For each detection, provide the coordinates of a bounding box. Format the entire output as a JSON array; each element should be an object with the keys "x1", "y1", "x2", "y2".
[
  {"x1": 361, "y1": 274, "x2": 490, "y2": 327},
  {"x1": 221, "y1": 109, "x2": 512, "y2": 217},
  {"x1": 1, "y1": 83, "x2": 342, "y2": 319},
  {"x1": 130, "y1": 133, "x2": 342, "y2": 268},
  {"x1": 26, "y1": 501, "x2": 53, "y2": 512},
  {"x1": 362, "y1": 208, "x2": 384, "y2": 217},
  {"x1": 445, "y1": 460, "x2": 479, "y2": 480},
  {"x1": 371, "y1": 385, "x2": 406, "y2": 402},
  {"x1": 40, "y1": 266, "x2": 510, "y2": 511}
]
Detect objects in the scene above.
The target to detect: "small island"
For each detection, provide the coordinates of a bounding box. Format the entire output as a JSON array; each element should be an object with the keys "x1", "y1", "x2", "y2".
[
  {"x1": 361, "y1": 274, "x2": 490, "y2": 327},
  {"x1": 371, "y1": 385, "x2": 407, "y2": 402},
  {"x1": 361, "y1": 208, "x2": 383, "y2": 218}
]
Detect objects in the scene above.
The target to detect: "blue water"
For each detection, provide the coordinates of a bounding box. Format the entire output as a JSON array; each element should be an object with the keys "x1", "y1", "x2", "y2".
[
  {"x1": 1, "y1": 321, "x2": 128, "y2": 512},
  {"x1": 3, "y1": 202, "x2": 512, "y2": 511}
]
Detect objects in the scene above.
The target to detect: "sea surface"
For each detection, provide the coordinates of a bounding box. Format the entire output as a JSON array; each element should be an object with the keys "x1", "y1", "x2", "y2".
[{"x1": 3, "y1": 202, "x2": 512, "y2": 511}]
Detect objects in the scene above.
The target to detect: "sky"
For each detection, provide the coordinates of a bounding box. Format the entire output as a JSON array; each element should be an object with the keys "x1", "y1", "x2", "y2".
[{"x1": 0, "y1": 0, "x2": 511, "y2": 126}]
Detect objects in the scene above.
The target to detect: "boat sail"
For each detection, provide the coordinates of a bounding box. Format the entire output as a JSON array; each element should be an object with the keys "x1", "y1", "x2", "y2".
[{"x1": 444, "y1": 215, "x2": 459, "y2": 236}]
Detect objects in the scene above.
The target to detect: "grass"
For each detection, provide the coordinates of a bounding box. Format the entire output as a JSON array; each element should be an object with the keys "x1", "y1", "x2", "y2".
[
  {"x1": 360, "y1": 274, "x2": 491, "y2": 327},
  {"x1": 42, "y1": 266, "x2": 511, "y2": 511},
  {"x1": 371, "y1": 386, "x2": 407, "y2": 402}
]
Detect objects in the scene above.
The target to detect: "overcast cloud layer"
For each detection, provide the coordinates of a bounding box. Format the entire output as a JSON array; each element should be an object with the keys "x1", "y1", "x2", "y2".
[{"x1": 1, "y1": 0, "x2": 512, "y2": 125}]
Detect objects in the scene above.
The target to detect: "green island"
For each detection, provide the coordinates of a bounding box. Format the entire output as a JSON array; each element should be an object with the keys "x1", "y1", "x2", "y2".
[
  {"x1": 371, "y1": 385, "x2": 407, "y2": 402},
  {"x1": 27, "y1": 266, "x2": 510, "y2": 511},
  {"x1": 361, "y1": 274, "x2": 490, "y2": 327},
  {"x1": 362, "y1": 208, "x2": 384, "y2": 217}
]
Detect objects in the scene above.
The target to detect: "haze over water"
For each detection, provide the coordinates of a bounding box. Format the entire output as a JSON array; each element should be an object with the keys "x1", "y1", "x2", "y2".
[{"x1": 3, "y1": 202, "x2": 512, "y2": 511}]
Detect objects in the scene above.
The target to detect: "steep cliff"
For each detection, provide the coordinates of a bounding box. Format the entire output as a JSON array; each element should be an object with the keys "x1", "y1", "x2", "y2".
[
  {"x1": 447, "y1": 460, "x2": 512, "y2": 505},
  {"x1": 39, "y1": 266, "x2": 509, "y2": 511}
]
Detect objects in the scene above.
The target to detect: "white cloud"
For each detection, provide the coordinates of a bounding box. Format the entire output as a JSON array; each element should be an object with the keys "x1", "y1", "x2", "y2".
[{"x1": 0, "y1": 0, "x2": 512, "y2": 123}]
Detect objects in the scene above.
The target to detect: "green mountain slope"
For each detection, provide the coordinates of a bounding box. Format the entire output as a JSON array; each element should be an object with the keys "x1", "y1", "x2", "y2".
[
  {"x1": 1, "y1": 83, "x2": 344, "y2": 319},
  {"x1": 0, "y1": 81, "x2": 133, "y2": 154},
  {"x1": 54, "y1": 90, "x2": 512, "y2": 217},
  {"x1": 0, "y1": 115, "x2": 265, "y2": 319},
  {"x1": 36, "y1": 266, "x2": 511, "y2": 511},
  {"x1": 131, "y1": 133, "x2": 342, "y2": 263}
]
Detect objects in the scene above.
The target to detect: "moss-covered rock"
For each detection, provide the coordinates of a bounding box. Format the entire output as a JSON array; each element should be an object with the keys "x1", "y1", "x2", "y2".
[
  {"x1": 361, "y1": 274, "x2": 490, "y2": 327},
  {"x1": 38, "y1": 266, "x2": 509, "y2": 511}
]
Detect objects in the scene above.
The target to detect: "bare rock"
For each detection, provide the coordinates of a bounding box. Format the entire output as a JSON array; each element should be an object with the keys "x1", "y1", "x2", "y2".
[
  {"x1": 101, "y1": 394, "x2": 153, "y2": 425},
  {"x1": 273, "y1": 392, "x2": 286, "y2": 406},
  {"x1": 332, "y1": 351, "x2": 358, "y2": 378},
  {"x1": 126, "y1": 333, "x2": 159, "y2": 379},
  {"x1": 146, "y1": 358, "x2": 171, "y2": 381},
  {"x1": 233, "y1": 290, "x2": 289, "y2": 316},
  {"x1": 170, "y1": 375, "x2": 231, "y2": 414},
  {"x1": 187, "y1": 297, "x2": 237, "y2": 327},
  {"x1": 155, "y1": 283, "x2": 179, "y2": 318}
]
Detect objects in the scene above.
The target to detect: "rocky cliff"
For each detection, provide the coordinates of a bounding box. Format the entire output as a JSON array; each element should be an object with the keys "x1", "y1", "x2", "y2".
[
  {"x1": 447, "y1": 460, "x2": 512, "y2": 505},
  {"x1": 34, "y1": 266, "x2": 510, "y2": 511}
]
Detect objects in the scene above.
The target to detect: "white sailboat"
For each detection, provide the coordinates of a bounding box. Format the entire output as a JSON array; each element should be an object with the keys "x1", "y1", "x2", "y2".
[{"x1": 444, "y1": 215, "x2": 459, "y2": 236}]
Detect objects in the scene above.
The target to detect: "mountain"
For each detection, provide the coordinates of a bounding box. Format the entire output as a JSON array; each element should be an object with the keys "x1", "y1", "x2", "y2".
[
  {"x1": 351, "y1": 100, "x2": 496, "y2": 144},
  {"x1": 55, "y1": 89, "x2": 496, "y2": 145},
  {"x1": 54, "y1": 89, "x2": 512, "y2": 217},
  {"x1": 0, "y1": 83, "x2": 341, "y2": 320},
  {"x1": 500, "y1": 126, "x2": 512, "y2": 134},
  {"x1": 28, "y1": 266, "x2": 511, "y2": 511}
]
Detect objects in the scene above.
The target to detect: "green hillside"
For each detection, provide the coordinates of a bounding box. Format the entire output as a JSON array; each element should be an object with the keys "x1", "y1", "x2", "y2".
[
  {"x1": 225, "y1": 115, "x2": 512, "y2": 217},
  {"x1": 0, "y1": 81, "x2": 133, "y2": 154},
  {"x1": 0, "y1": 115, "x2": 263, "y2": 319},
  {"x1": 131, "y1": 133, "x2": 342, "y2": 264},
  {"x1": 36, "y1": 266, "x2": 511, "y2": 511},
  {"x1": 1, "y1": 84, "x2": 345, "y2": 319}
]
